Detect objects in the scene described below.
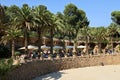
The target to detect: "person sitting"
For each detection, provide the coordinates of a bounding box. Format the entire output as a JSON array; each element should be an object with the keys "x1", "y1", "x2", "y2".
[{"x1": 67, "y1": 50, "x2": 73, "y2": 57}]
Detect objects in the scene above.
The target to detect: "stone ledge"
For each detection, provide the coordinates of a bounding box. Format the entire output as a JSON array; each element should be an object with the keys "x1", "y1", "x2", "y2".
[{"x1": 4, "y1": 54, "x2": 120, "y2": 80}]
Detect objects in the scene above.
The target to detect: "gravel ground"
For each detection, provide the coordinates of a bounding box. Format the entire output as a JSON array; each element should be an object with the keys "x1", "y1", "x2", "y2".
[{"x1": 33, "y1": 65, "x2": 120, "y2": 80}]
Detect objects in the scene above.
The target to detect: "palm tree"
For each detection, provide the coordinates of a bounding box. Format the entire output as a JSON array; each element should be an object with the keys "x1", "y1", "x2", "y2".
[
  {"x1": 33, "y1": 5, "x2": 51, "y2": 53},
  {"x1": 0, "y1": 5, "x2": 7, "y2": 39},
  {"x1": 0, "y1": 27, "x2": 22, "y2": 58},
  {"x1": 1, "y1": 6, "x2": 22, "y2": 58},
  {"x1": 77, "y1": 26, "x2": 90, "y2": 55},
  {"x1": 107, "y1": 23, "x2": 118, "y2": 53},
  {"x1": 54, "y1": 12, "x2": 66, "y2": 39},
  {"x1": 8, "y1": 4, "x2": 33, "y2": 54},
  {"x1": 72, "y1": 18, "x2": 89, "y2": 54},
  {"x1": 48, "y1": 14, "x2": 65, "y2": 54},
  {"x1": 44, "y1": 13, "x2": 64, "y2": 53},
  {"x1": 91, "y1": 27, "x2": 107, "y2": 53}
]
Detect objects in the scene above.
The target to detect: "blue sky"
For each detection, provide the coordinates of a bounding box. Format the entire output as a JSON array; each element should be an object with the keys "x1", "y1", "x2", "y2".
[{"x1": 0, "y1": 0, "x2": 119, "y2": 27}]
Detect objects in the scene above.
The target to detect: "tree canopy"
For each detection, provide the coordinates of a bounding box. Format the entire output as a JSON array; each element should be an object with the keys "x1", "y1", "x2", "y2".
[
  {"x1": 64, "y1": 3, "x2": 89, "y2": 28},
  {"x1": 1, "y1": 3, "x2": 120, "y2": 57},
  {"x1": 111, "y1": 11, "x2": 120, "y2": 25}
]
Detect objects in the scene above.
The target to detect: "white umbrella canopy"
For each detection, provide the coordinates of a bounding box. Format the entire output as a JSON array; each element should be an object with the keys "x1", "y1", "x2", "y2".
[
  {"x1": 41, "y1": 45, "x2": 50, "y2": 49},
  {"x1": 53, "y1": 46, "x2": 63, "y2": 49},
  {"x1": 66, "y1": 46, "x2": 74, "y2": 48},
  {"x1": 19, "y1": 45, "x2": 38, "y2": 50},
  {"x1": 77, "y1": 45, "x2": 86, "y2": 48}
]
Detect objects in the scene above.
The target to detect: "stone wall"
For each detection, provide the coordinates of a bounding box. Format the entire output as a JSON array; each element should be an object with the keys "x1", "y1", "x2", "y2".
[{"x1": 4, "y1": 54, "x2": 120, "y2": 80}]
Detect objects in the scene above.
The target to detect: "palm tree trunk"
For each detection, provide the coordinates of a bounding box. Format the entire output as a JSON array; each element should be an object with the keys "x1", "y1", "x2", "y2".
[
  {"x1": 111, "y1": 36, "x2": 114, "y2": 53},
  {"x1": 50, "y1": 28, "x2": 53, "y2": 54},
  {"x1": 38, "y1": 28, "x2": 42, "y2": 53},
  {"x1": 73, "y1": 39, "x2": 77, "y2": 53},
  {"x1": 86, "y1": 36, "x2": 89, "y2": 55},
  {"x1": 63, "y1": 40, "x2": 66, "y2": 53},
  {"x1": 98, "y1": 43, "x2": 102, "y2": 53},
  {"x1": 24, "y1": 27, "x2": 28, "y2": 54},
  {"x1": 11, "y1": 39, "x2": 15, "y2": 59}
]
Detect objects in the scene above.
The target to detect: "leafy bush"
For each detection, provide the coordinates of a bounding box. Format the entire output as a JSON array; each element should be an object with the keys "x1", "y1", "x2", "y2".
[{"x1": 0, "y1": 58, "x2": 13, "y2": 76}]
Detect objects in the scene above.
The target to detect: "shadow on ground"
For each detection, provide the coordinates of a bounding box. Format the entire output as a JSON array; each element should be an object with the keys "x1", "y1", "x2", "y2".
[{"x1": 33, "y1": 71, "x2": 65, "y2": 80}]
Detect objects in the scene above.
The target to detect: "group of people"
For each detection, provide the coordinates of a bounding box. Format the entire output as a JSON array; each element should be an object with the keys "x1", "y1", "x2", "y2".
[
  {"x1": 28, "y1": 49, "x2": 67, "y2": 59},
  {"x1": 18, "y1": 46, "x2": 116, "y2": 61},
  {"x1": 23, "y1": 49, "x2": 84, "y2": 60}
]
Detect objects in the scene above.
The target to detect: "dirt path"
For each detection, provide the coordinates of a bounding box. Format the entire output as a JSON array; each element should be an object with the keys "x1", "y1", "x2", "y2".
[{"x1": 33, "y1": 65, "x2": 120, "y2": 80}]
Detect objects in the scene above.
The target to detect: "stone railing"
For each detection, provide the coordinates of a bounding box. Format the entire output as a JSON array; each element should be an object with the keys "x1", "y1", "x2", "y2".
[{"x1": 4, "y1": 54, "x2": 120, "y2": 80}]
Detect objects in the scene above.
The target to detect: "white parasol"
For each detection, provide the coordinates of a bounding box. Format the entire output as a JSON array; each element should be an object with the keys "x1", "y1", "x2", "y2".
[
  {"x1": 66, "y1": 46, "x2": 74, "y2": 48},
  {"x1": 77, "y1": 45, "x2": 86, "y2": 48},
  {"x1": 41, "y1": 45, "x2": 50, "y2": 49},
  {"x1": 53, "y1": 46, "x2": 63, "y2": 49},
  {"x1": 19, "y1": 45, "x2": 38, "y2": 50}
]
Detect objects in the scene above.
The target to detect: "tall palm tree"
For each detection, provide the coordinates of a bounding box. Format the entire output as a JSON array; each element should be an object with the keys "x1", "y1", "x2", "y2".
[
  {"x1": 48, "y1": 14, "x2": 65, "y2": 54},
  {"x1": 1, "y1": 6, "x2": 22, "y2": 58},
  {"x1": 71, "y1": 17, "x2": 89, "y2": 54},
  {"x1": 52, "y1": 14, "x2": 65, "y2": 49},
  {"x1": 107, "y1": 23, "x2": 118, "y2": 53},
  {"x1": 54, "y1": 12, "x2": 66, "y2": 39},
  {"x1": 0, "y1": 27, "x2": 22, "y2": 58},
  {"x1": 43, "y1": 13, "x2": 64, "y2": 53},
  {"x1": 8, "y1": 4, "x2": 33, "y2": 54},
  {"x1": 33, "y1": 5, "x2": 51, "y2": 53},
  {"x1": 0, "y1": 5, "x2": 6, "y2": 39},
  {"x1": 77, "y1": 26, "x2": 90, "y2": 55},
  {"x1": 91, "y1": 27, "x2": 107, "y2": 53}
]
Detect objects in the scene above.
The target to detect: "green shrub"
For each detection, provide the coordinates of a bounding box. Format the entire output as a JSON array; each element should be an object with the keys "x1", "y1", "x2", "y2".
[{"x1": 0, "y1": 58, "x2": 13, "y2": 76}]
